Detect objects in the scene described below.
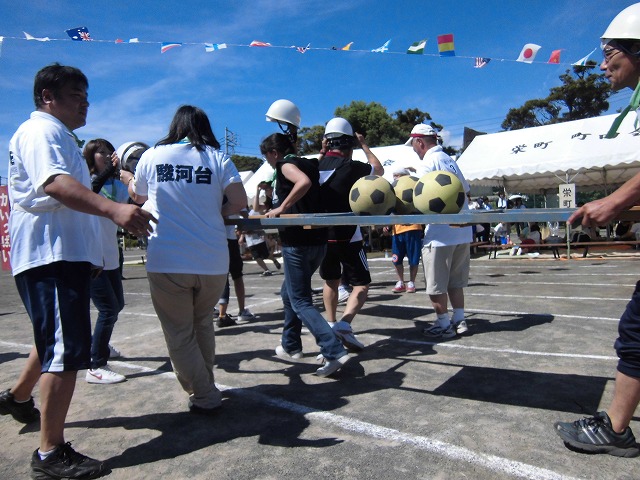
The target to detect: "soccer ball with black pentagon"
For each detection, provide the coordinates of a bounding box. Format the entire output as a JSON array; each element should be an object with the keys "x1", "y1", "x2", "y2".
[
  {"x1": 349, "y1": 175, "x2": 396, "y2": 215},
  {"x1": 392, "y1": 175, "x2": 420, "y2": 214},
  {"x1": 413, "y1": 170, "x2": 465, "y2": 214}
]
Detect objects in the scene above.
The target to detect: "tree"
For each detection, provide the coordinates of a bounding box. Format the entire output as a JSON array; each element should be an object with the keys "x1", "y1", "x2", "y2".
[
  {"x1": 231, "y1": 155, "x2": 262, "y2": 172},
  {"x1": 501, "y1": 62, "x2": 612, "y2": 130},
  {"x1": 298, "y1": 125, "x2": 325, "y2": 154},
  {"x1": 502, "y1": 98, "x2": 561, "y2": 130},
  {"x1": 549, "y1": 64, "x2": 611, "y2": 122},
  {"x1": 334, "y1": 100, "x2": 400, "y2": 146},
  {"x1": 393, "y1": 108, "x2": 440, "y2": 140}
]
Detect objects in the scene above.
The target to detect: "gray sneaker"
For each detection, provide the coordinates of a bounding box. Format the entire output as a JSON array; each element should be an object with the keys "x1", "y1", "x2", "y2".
[
  {"x1": 422, "y1": 324, "x2": 456, "y2": 339},
  {"x1": 332, "y1": 321, "x2": 364, "y2": 351},
  {"x1": 554, "y1": 411, "x2": 640, "y2": 457}
]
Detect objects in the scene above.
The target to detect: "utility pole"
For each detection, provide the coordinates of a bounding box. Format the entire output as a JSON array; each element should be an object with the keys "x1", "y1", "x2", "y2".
[{"x1": 224, "y1": 127, "x2": 238, "y2": 155}]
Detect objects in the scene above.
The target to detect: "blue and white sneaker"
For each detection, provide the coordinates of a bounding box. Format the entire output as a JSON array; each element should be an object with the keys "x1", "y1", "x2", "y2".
[{"x1": 422, "y1": 324, "x2": 456, "y2": 339}]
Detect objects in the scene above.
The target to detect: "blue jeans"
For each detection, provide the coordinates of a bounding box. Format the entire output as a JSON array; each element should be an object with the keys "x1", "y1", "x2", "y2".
[
  {"x1": 90, "y1": 268, "x2": 124, "y2": 368},
  {"x1": 280, "y1": 244, "x2": 346, "y2": 361}
]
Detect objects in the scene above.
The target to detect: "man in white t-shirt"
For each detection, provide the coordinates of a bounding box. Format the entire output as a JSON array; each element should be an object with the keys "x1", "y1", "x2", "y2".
[
  {"x1": 405, "y1": 124, "x2": 472, "y2": 339},
  {"x1": 5, "y1": 63, "x2": 155, "y2": 479}
]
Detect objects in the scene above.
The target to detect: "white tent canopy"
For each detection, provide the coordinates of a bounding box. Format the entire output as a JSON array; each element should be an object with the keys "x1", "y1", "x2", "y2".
[
  {"x1": 351, "y1": 144, "x2": 421, "y2": 182},
  {"x1": 456, "y1": 113, "x2": 640, "y2": 194}
]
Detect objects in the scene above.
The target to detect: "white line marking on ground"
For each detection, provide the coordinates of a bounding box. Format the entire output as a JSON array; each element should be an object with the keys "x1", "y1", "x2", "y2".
[
  {"x1": 387, "y1": 337, "x2": 617, "y2": 361},
  {"x1": 228, "y1": 387, "x2": 582, "y2": 480},
  {"x1": 0, "y1": 340, "x2": 579, "y2": 480},
  {"x1": 466, "y1": 308, "x2": 619, "y2": 323},
  {"x1": 363, "y1": 301, "x2": 621, "y2": 323},
  {"x1": 470, "y1": 280, "x2": 635, "y2": 288},
  {"x1": 465, "y1": 292, "x2": 629, "y2": 301}
]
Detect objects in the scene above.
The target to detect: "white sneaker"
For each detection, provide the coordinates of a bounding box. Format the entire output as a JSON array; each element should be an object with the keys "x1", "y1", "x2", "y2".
[
  {"x1": 238, "y1": 308, "x2": 255, "y2": 322},
  {"x1": 315, "y1": 354, "x2": 350, "y2": 377},
  {"x1": 453, "y1": 320, "x2": 468, "y2": 334},
  {"x1": 338, "y1": 286, "x2": 350, "y2": 304},
  {"x1": 332, "y1": 321, "x2": 364, "y2": 351},
  {"x1": 86, "y1": 366, "x2": 126, "y2": 384},
  {"x1": 108, "y1": 344, "x2": 121, "y2": 359},
  {"x1": 275, "y1": 345, "x2": 303, "y2": 360}
]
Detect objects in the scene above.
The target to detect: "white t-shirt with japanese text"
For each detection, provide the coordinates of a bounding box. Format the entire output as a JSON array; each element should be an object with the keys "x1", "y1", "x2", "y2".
[{"x1": 133, "y1": 143, "x2": 241, "y2": 275}]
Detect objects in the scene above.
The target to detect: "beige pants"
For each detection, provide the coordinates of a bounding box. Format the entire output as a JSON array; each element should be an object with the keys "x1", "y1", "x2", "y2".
[
  {"x1": 421, "y1": 243, "x2": 470, "y2": 295},
  {"x1": 148, "y1": 272, "x2": 227, "y2": 409}
]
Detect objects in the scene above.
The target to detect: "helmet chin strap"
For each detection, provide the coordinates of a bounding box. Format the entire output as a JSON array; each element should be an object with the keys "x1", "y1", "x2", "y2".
[{"x1": 277, "y1": 121, "x2": 298, "y2": 144}]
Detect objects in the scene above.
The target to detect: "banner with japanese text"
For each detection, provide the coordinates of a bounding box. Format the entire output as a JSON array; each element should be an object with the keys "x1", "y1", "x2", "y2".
[{"x1": 0, "y1": 185, "x2": 11, "y2": 271}]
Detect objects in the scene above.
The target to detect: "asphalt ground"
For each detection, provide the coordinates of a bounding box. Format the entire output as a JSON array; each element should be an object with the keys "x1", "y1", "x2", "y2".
[{"x1": 1, "y1": 247, "x2": 640, "y2": 480}]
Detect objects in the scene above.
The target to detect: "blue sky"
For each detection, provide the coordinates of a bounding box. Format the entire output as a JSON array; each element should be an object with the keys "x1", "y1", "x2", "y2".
[{"x1": 0, "y1": 0, "x2": 635, "y2": 181}]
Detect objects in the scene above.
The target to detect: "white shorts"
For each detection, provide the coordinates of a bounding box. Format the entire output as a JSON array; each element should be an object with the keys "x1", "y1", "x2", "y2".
[{"x1": 421, "y1": 243, "x2": 470, "y2": 295}]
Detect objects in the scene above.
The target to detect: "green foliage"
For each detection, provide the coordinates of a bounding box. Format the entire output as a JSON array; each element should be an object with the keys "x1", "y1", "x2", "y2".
[
  {"x1": 335, "y1": 101, "x2": 400, "y2": 146},
  {"x1": 231, "y1": 155, "x2": 262, "y2": 172},
  {"x1": 502, "y1": 62, "x2": 612, "y2": 130},
  {"x1": 298, "y1": 125, "x2": 325, "y2": 154},
  {"x1": 577, "y1": 190, "x2": 606, "y2": 204}
]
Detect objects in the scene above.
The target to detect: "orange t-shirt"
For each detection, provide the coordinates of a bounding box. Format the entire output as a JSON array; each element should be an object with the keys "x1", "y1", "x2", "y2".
[{"x1": 393, "y1": 224, "x2": 423, "y2": 235}]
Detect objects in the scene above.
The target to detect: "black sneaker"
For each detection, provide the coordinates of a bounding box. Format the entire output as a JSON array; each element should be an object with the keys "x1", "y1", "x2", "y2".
[
  {"x1": 554, "y1": 411, "x2": 640, "y2": 457},
  {"x1": 0, "y1": 388, "x2": 40, "y2": 423},
  {"x1": 31, "y1": 442, "x2": 106, "y2": 479},
  {"x1": 216, "y1": 314, "x2": 236, "y2": 328}
]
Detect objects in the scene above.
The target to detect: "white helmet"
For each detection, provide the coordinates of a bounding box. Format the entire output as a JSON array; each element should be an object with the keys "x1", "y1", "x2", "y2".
[
  {"x1": 602, "y1": 3, "x2": 640, "y2": 42},
  {"x1": 265, "y1": 99, "x2": 301, "y2": 128},
  {"x1": 324, "y1": 117, "x2": 353, "y2": 139},
  {"x1": 116, "y1": 141, "x2": 150, "y2": 173}
]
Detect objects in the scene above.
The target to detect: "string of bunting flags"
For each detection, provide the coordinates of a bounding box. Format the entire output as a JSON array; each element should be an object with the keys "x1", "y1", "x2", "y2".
[{"x1": 0, "y1": 27, "x2": 601, "y2": 67}]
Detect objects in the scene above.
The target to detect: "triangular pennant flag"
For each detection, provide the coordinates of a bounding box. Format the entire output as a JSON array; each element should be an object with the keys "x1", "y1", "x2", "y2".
[
  {"x1": 294, "y1": 43, "x2": 310, "y2": 54},
  {"x1": 371, "y1": 39, "x2": 390, "y2": 53},
  {"x1": 205, "y1": 43, "x2": 227, "y2": 52},
  {"x1": 437, "y1": 34, "x2": 455, "y2": 56},
  {"x1": 572, "y1": 47, "x2": 597, "y2": 66},
  {"x1": 474, "y1": 57, "x2": 491, "y2": 68},
  {"x1": 161, "y1": 42, "x2": 182, "y2": 53},
  {"x1": 407, "y1": 39, "x2": 426, "y2": 55},
  {"x1": 250, "y1": 40, "x2": 271, "y2": 47},
  {"x1": 24, "y1": 32, "x2": 50, "y2": 42},
  {"x1": 341, "y1": 42, "x2": 353, "y2": 51},
  {"x1": 66, "y1": 27, "x2": 91, "y2": 41},
  {"x1": 548, "y1": 49, "x2": 561, "y2": 64},
  {"x1": 516, "y1": 43, "x2": 541, "y2": 63}
]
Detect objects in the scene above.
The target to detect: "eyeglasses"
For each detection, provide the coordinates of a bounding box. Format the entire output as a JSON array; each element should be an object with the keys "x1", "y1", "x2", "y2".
[{"x1": 603, "y1": 48, "x2": 622, "y2": 63}]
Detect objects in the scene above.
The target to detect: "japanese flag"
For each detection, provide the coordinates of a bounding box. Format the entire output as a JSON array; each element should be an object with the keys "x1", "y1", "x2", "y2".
[{"x1": 516, "y1": 43, "x2": 541, "y2": 63}]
